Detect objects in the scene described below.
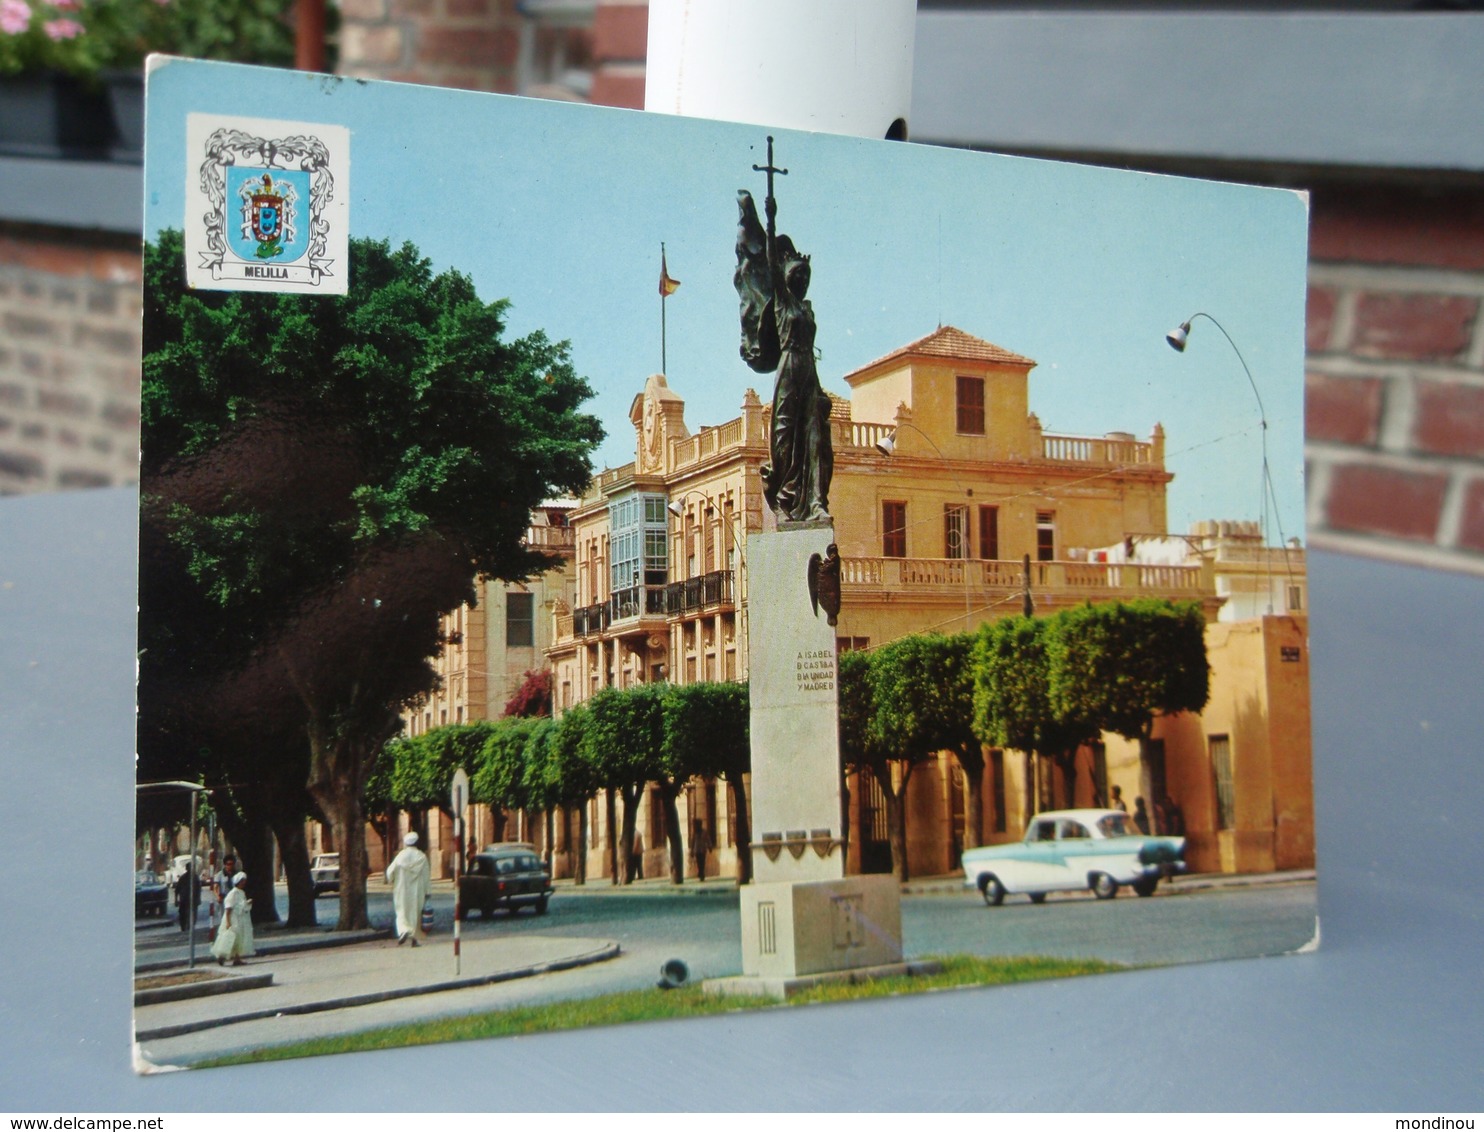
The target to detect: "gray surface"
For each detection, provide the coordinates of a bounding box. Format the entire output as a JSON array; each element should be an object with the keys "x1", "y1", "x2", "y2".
[
  {"x1": 912, "y1": 11, "x2": 1484, "y2": 171},
  {"x1": 1, "y1": 485, "x2": 1481, "y2": 1110},
  {"x1": 0, "y1": 156, "x2": 144, "y2": 234}
]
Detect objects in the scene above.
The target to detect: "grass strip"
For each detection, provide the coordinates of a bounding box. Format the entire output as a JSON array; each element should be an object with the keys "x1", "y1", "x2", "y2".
[{"x1": 195, "y1": 954, "x2": 1121, "y2": 1068}]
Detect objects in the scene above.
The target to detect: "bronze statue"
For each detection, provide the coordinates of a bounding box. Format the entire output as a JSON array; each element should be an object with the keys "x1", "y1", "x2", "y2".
[
  {"x1": 735, "y1": 137, "x2": 833, "y2": 523},
  {"x1": 807, "y1": 543, "x2": 842, "y2": 627}
]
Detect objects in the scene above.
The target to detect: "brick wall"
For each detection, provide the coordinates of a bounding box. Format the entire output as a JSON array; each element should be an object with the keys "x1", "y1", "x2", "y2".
[
  {"x1": 0, "y1": 224, "x2": 141, "y2": 493},
  {"x1": 1305, "y1": 186, "x2": 1484, "y2": 575},
  {"x1": 336, "y1": 0, "x2": 525, "y2": 91}
]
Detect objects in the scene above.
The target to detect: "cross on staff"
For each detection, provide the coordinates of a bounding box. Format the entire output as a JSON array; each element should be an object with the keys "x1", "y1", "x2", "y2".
[{"x1": 752, "y1": 135, "x2": 788, "y2": 264}]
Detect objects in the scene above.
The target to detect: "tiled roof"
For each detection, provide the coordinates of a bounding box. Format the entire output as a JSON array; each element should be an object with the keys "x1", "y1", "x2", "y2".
[{"x1": 847, "y1": 326, "x2": 1037, "y2": 379}]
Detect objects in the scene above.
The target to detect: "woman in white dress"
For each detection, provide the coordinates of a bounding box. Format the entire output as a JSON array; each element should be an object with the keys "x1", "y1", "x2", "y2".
[{"x1": 210, "y1": 870, "x2": 255, "y2": 966}]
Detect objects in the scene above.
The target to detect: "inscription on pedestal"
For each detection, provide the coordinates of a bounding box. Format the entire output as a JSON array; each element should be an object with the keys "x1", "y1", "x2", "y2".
[
  {"x1": 795, "y1": 650, "x2": 835, "y2": 693},
  {"x1": 831, "y1": 894, "x2": 865, "y2": 950}
]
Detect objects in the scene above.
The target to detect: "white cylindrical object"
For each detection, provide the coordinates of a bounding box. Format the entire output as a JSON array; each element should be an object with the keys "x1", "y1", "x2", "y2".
[{"x1": 645, "y1": 0, "x2": 917, "y2": 140}]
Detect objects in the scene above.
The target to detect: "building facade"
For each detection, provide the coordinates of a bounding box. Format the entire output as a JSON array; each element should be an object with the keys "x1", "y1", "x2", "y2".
[{"x1": 533, "y1": 326, "x2": 1309, "y2": 881}]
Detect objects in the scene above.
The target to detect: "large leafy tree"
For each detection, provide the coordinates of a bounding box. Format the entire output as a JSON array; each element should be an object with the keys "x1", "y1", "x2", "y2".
[
  {"x1": 1047, "y1": 599, "x2": 1210, "y2": 803},
  {"x1": 661, "y1": 681, "x2": 752, "y2": 882},
  {"x1": 137, "y1": 230, "x2": 603, "y2": 929}
]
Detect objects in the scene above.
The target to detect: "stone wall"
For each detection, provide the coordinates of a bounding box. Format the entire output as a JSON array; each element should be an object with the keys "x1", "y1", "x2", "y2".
[
  {"x1": 1306, "y1": 187, "x2": 1484, "y2": 574},
  {"x1": 0, "y1": 224, "x2": 141, "y2": 493}
]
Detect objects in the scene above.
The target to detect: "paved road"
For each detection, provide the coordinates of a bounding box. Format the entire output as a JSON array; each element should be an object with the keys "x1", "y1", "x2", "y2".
[{"x1": 137, "y1": 877, "x2": 1316, "y2": 1065}]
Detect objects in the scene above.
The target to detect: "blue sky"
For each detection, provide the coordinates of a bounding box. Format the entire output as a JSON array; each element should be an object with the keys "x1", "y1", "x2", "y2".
[{"x1": 145, "y1": 58, "x2": 1309, "y2": 540}]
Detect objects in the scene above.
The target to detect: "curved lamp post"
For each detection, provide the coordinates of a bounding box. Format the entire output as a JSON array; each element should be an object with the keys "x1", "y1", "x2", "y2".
[{"x1": 1166, "y1": 312, "x2": 1291, "y2": 614}]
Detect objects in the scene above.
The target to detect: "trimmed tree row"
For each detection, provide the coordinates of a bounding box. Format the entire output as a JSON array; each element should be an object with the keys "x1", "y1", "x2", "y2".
[
  {"x1": 368, "y1": 681, "x2": 752, "y2": 885},
  {"x1": 841, "y1": 599, "x2": 1210, "y2": 882}
]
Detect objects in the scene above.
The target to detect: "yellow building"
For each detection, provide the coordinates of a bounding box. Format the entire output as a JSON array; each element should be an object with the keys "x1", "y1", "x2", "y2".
[{"x1": 542, "y1": 326, "x2": 1310, "y2": 881}]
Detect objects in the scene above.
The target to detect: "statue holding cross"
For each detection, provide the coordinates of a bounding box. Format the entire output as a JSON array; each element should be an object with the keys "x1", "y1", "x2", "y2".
[{"x1": 735, "y1": 136, "x2": 833, "y2": 524}]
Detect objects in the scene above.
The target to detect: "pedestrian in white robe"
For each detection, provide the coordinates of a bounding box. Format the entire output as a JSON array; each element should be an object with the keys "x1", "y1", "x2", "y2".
[
  {"x1": 386, "y1": 832, "x2": 430, "y2": 946},
  {"x1": 210, "y1": 871, "x2": 255, "y2": 966}
]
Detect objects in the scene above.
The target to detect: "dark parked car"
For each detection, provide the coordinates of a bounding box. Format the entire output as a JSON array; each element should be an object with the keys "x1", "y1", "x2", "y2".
[
  {"x1": 458, "y1": 844, "x2": 553, "y2": 918},
  {"x1": 135, "y1": 869, "x2": 168, "y2": 917}
]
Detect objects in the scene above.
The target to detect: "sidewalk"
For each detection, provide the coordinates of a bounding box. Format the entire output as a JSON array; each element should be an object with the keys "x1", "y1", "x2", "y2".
[{"x1": 132, "y1": 929, "x2": 620, "y2": 1045}]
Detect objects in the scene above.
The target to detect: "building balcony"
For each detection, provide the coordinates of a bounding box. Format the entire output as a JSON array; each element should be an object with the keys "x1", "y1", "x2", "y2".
[
  {"x1": 1039, "y1": 431, "x2": 1158, "y2": 466},
  {"x1": 524, "y1": 524, "x2": 575, "y2": 553},
  {"x1": 665, "y1": 569, "x2": 735, "y2": 616},
  {"x1": 840, "y1": 556, "x2": 1209, "y2": 604},
  {"x1": 606, "y1": 584, "x2": 668, "y2": 629}
]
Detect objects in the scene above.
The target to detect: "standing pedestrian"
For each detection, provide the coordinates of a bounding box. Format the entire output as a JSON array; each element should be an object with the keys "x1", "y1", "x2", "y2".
[
  {"x1": 386, "y1": 832, "x2": 431, "y2": 947},
  {"x1": 1110, "y1": 785, "x2": 1128, "y2": 813},
  {"x1": 174, "y1": 861, "x2": 200, "y2": 932},
  {"x1": 691, "y1": 821, "x2": 711, "y2": 883},
  {"x1": 1132, "y1": 796, "x2": 1151, "y2": 835},
  {"x1": 210, "y1": 871, "x2": 255, "y2": 966}
]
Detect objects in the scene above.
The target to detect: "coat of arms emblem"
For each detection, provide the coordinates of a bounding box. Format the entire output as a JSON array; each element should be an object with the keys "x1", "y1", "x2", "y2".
[{"x1": 185, "y1": 114, "x2": 349, "y2": 294}]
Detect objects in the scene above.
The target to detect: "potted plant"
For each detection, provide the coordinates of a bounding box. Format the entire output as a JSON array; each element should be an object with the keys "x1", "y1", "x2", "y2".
[{"x1": 1, "y1": 0, "x2": 302, "y2": 160}]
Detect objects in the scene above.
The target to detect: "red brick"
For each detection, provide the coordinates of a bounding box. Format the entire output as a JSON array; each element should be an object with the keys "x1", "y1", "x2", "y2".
[
  {"x1": 416, "y1": 26, "x2": 517, "y2": 66},
  {"x1": 1351, "y1": 292, "x2": 1477, "y2": 362},
  {"x1": 592, "y1": 3, "x2": 648, "y2": 63},
  {"x1": 1413, "y1": 380, "x2": 1484, "y2": 459},
  {"x1": 1306, "y1": 285, "x2": 1337, "y2": 354},
  {"x1": 1305, "y1": 372, "x2": 1383, "y2": 447},
  {"x1": 1311, "y1": 186, "x2": 1484, "y2": 271},
  {"x1": 342, "y1": 24, "x2": 405, "y2": 65},
  {"x1": 590, "y1": 71, "x2": 645, "y2": 110},
  {"x1": 1458, "y1": 479, "x2": 1484, "y2": 554},
  {"x1": 1325, "y1": 463, "x2": 1449, "y2": 543},
  {"x1": 338, "y1": 0, "x2": 387, "y2": 19}
]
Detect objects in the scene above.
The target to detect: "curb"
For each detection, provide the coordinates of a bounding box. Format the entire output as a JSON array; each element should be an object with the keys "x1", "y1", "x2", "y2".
[
  {"x1": 134, "y1": 928, "x2": 390, "y2": 974},
  {"x1": 134, "y1": 971, "x2": 274, "y2": 1007},
  {"x1": 133, "y1": 940, "x2": 623, "y2": 1043}
]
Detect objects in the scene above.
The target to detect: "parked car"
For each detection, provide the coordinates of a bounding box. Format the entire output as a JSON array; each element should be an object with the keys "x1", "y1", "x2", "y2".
[
  {"x1": 135, "y1": 870, "x2": 168, "y2": 917},
  {"x1": 311, "y1": 853, "x2": 341, "y2": 896},
  {"x1": 962, "y1": 808, "x2": 1186, "y2": 905},
  {"x1": 459, "y1": 844, "x2": 553, "y2": 918}
]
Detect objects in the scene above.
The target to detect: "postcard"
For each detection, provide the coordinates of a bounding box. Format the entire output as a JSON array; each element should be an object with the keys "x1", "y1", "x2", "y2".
[{"x1": 134, "y1": 57, "x2": 1316, "y2": 1071}]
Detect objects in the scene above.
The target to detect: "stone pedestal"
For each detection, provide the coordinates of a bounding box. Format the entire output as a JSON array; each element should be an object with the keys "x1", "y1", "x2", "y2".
[{"x1": 720, "y1": 523, "x2": 905, "y2": 991}]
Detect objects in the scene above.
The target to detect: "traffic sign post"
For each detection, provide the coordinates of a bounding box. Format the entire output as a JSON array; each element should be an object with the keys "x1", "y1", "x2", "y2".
[{"x1": 450, "y1": 769, "x2": 469, "y2": 975}]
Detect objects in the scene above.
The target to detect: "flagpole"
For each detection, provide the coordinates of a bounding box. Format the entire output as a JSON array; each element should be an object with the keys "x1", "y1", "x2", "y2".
[{"x1": 661, "y1": 242, "x2": 668, "y2": 375}]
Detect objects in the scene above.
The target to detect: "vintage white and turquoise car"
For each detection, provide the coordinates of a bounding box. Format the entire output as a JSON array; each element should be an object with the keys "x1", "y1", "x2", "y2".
[{"x1": 962, "y1": 808, "x2": 1185, "y2": 905}]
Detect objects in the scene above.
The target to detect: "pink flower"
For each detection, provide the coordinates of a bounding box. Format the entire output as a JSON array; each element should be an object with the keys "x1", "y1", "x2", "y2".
[
  {"x1": 52, "y1": 0, "x2": 79, "y2": 9},
  {"x1": 0, "y1": 0, "x2": 30, "y2": 36},
  {"x1": 42, "y1": 15, "x2": 82, "y2": 38}
]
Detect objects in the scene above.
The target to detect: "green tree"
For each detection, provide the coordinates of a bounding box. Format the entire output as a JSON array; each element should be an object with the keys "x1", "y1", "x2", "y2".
[
  {"x1": 662, "y1": 681, "x2": 752, "y2": 882},
  {"x1": 474, "y1": 717, "x2": 540, "y2": 841},
  {"x1": 138, "y1": 230, "x2": 603, "y2": 930},
  {"x1": 547, "y1": 704, "x2": 600, "y2": 885},
  {"x1": 1047, "y1": 599, "x2": 1210, "y2": 805},
  {"x1": 973, "y1": 614, "x2": 1098, "y2": 816},
  {"x1": 583, "y1": 685, "x2": 666, "y2": 884},
  {"x1": 842, "y1": 636, "x2": 968, "y2": 881}
]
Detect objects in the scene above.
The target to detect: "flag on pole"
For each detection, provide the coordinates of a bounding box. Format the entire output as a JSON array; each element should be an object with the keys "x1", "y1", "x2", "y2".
[{"x1": 659, "y1": 248, "x2": 681, "y2": 296}]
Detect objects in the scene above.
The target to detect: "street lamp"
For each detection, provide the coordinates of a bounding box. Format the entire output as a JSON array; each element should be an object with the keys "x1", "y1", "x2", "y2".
[
  {"x1": 137, "y1": 780, "x2": 210, "y2": 969},
  {"x1": 1166, "y1": 311, "x2": 1290, "y2": 614}
]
